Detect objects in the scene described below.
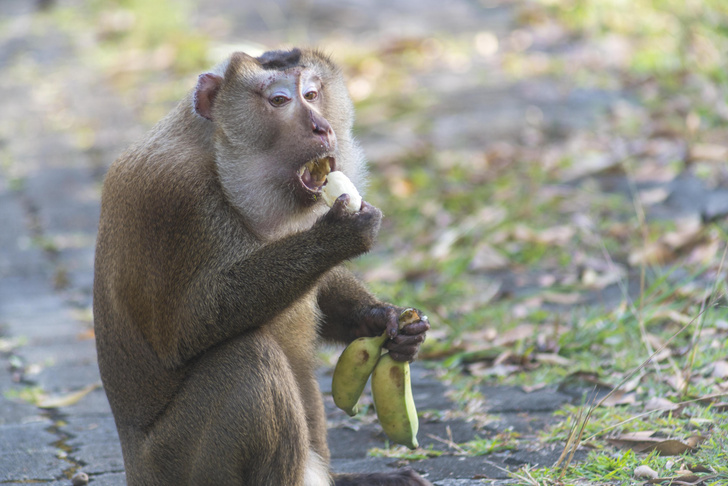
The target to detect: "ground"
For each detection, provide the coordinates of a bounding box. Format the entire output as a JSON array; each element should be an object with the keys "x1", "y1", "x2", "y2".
[{"x1": 1, "y1": 0, "x2": 727, "y2": 485}]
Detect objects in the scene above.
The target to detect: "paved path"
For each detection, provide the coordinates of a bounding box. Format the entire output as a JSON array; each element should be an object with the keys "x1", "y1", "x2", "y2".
[{"x1": 0, "y1": 1, "x2": 610, "y2": 484}]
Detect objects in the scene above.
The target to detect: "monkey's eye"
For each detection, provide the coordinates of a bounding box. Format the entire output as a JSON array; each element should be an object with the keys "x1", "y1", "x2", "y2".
[
  {"x1": 269, "y1": 95, "x2": 290, "y2": 107},
  {"x1": 303, "y1": 90, "x2": 318, "y2": 101}
]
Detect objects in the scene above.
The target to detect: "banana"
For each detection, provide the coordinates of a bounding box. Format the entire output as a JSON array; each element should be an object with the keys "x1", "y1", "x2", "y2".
[
  {"x1": 371, "y1": 352, "x2": 419, "y2": 449},
  {"x1": 322, "y1": 171, "x2": 362, "y2": 213},
  {"x1": 370, "y1": 307, "x2": 421, "y2": 449},
  {"x1": 332, "y1": 332, "x2": 388, "y2": 416}
]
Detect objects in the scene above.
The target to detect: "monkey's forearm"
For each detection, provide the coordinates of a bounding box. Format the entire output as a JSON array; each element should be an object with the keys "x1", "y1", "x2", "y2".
[
  {"x1": 172, "y1": 226, "x2": 362, "y2": 364},
  {"x1": 316, "y1": 266, "x2": 383, "y2": 344}
]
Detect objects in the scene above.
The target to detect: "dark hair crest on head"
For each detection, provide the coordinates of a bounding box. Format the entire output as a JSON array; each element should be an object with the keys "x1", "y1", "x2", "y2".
[{"x1": 256, "y1": 48, "x2": 303, "y2": 71}]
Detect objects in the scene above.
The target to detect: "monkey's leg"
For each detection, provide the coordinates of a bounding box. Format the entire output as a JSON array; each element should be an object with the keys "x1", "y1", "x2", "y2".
[{"x1": 123, "y1": 331, "x2": 316, "y2": 486}]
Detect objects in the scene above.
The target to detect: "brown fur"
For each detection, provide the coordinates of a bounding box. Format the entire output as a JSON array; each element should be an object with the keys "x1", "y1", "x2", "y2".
[{"x1": 94, "y1": 48, "x2": 431, "y2": 486}]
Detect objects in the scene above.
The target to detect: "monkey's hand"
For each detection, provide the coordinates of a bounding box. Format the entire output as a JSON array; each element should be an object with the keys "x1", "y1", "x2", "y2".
[
  {"x1": 354, "y1": 305, "x2": 430, "y2": 362},
  {"x1": 316, "y1": 194, "x2": 382, "y2": 256}
]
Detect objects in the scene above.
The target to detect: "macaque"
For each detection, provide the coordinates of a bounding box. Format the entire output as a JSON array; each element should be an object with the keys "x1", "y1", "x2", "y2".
[{"x1": 93, "y1": 48, "x2": 431, "y2": 485}]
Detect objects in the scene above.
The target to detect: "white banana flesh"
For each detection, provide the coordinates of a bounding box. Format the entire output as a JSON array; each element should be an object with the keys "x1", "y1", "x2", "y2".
[{"x1": 322, "y1": 171, "x2": 362, "y2": 213}]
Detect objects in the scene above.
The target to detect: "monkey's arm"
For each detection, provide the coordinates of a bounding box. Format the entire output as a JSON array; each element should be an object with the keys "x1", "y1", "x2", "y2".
[
  {"x1": 147, "y1": 197, "x2": 382, "y2": 368},
  {"x1": 316, "y1": 266, "x2": 429, "y2": 362}
]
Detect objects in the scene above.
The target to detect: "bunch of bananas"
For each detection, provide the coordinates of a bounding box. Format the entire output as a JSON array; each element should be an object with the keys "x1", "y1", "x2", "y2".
[{"x1": 331, "y1": 308, "x2": 421, "y2": 449}]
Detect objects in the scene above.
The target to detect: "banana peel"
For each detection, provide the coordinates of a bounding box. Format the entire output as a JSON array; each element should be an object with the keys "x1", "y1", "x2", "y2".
[
  {"x1": 332, "y1": 308, "x2": 422, "y2": 449},
  {"x1": 371, "y1": 352, "x2": 419, "y2": 449},
  {"x1": 332, "y1": 332, "x2": 388, "y2": 416}
]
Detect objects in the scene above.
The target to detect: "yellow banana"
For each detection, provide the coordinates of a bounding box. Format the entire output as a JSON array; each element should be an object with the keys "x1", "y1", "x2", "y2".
[
  {"x1": 371, "y1": 352, "x2": 419, "y2": 449},
  {"x1": 332, "y1": 332, "x2": 388, "y2": 416}
]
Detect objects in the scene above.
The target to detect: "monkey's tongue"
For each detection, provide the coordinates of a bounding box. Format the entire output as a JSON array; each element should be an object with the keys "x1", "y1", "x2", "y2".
[{"x1": 301, "y1": 166, "x2": 322, "y2": 190}]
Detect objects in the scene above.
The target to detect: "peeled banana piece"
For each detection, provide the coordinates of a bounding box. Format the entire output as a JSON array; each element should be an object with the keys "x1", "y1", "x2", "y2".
[
  {"x1": 371, "y1": 352, "x2": 419, "y2": 449},
  {"x1": 322, "y1": 171, "x2": 362, "y2": 213},
  {"x1": 332, "y1": 332, "x2": 388, "y2": 416}
]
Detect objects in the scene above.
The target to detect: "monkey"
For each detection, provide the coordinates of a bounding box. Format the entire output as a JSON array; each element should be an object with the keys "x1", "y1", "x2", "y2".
[{"x1": 93, "y1": 48, "x2": 432, "y2": 486}]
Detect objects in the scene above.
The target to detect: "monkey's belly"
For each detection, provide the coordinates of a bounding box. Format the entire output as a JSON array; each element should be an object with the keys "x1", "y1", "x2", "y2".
[{"x1": 265, "y1": 291, "x2": 320, "y2": 371}]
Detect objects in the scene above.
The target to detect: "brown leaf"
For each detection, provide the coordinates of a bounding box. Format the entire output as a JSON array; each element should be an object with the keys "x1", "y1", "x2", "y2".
[
  {"x1": 684, "y1": 435, "x2": 706, "y2": 448},
  {"x1": 560, "y1": 152, "x2": 621, "y2": 181},
  {"x1": 534, "y1": 225, "x2": 575, "y2": 245},
  {"x1": 540, "y1": 291, "x2": 581, "y2": 305},
  {"x1": 711, "y1": 402, "x2": 728, "y2": 412},
  {"x1": 689, "y1": 143, "x2": 728, "y2": 162},
  {"x1": 638, "y1": 187, "x2": 670, "y2": 206},
  {"x1": 581, "y1": 266, "x2": 626, "y2": 290},
  {"x1": 37, "y1": 384, "x2": 99, "y2": 409},
  {"x1": 467, "y1": 361, "x2": 519, "y2": 378},
  {"x1": 663, "y1": 216, "x2": 703, "y2": 250},
  {"x1": 494, "y1": 324, "x2": 535, "y2": 346},
  {"x1": 642, "y1": 439, "x2": 695, "y2": 456},
  {"x1": 77, "y1": 328, "x2": 95, "y2": 340},
  {"x1": 644, "y1": 397, "x2": 680, "y2": 412},
  {"x1": 607, "y1": 431, "x2": 658, "y2": 451},
  {"x1": 629, "y1": 242, "x2": 673, "y2": 267},
  {"x1": 601, "y1": 390, "x2": 637, "y2": 407},
  {"x1": 469, "y1": 243, "x2": 509, "y2": 271},
  {"x1": 712, "y1": 360, "x2": 728, "y2": 379},
  {"x1": 534, "y1": 353, "x2": 571, "y2": 366},
  {"x1": 634, "y1": 465, "x2": 659, "y2": 479}
]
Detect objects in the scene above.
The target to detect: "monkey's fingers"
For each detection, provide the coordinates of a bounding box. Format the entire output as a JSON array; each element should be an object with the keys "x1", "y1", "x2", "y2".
[
  {"x1": 330, "y1": 193, "x2": 352, "y2": 214},
  {"x1": 385, "y1": 333, "x2": 425, "y2": 362},
  {"x1": 387, "y1": 332, "x2": 426, "y2": 347},
  {"x1": 398, "y1": 319, "x2": 430, "y2": 336},
  {"x1": 384, "y1": 312, "x2": 400, "y2": 339}
]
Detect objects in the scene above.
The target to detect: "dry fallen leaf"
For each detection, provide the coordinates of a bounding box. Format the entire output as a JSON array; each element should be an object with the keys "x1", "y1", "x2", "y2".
[
  {"x1": 663, "y1": 216, "x2": 703, "y2": 250},
  {"x1": 689, "y1": 143, "x2": 728, "y2": 162},
  {"x1": 638, "y1": 187, "x2": 670, "y2": 206},
  {"x1": 540, "y1": 291, "x2": 581, "y2": 305},
  {"x1": 534, "y1": 353, "x2": 571, "y2": 366},
  {"x1": 560, "y1": 152, "x2": 621, "y2": 181},
  {"x1": 494, "y1": 324, "x2": 535, "y2": 346},
  {"x1": 629, "y1": 242, "x2": 673, "y2": 267},
  {"x1": 469, "y1": 243, "x2": 510, "y2": 271},
  {"x1": 77, "y1": 327, "x2": 95, "y2": 341},
  {"x1": 644, "y1": 396, "x2": 680, "y2": 412},
  {"x1": 647, "y1": 473, "x2": 704, "y2": 485},
  {"x1": 634, "y1": 465, "x2": 659, "y2": 479},
  {"x1": 712, "y1": 360, "x2": 728, "y2": 379},
  {"x1": 628, "y1": 217, "x2": 703, "y2": 267},
  {"x1": 601, "y1": 390, "x2": 637, "y2": 407},
  {"x1": 641, "y1": 438, "x2": 698, "y2": 456},
  {"x1": 581, "y1": 266, "x2": 625, "y2": 290},
  {"x1": 37, "y1": 384, "x2": 100, "y2": 409}
]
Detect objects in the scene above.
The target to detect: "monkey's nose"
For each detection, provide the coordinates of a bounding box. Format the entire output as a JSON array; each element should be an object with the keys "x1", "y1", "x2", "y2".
[{"x1": 310, "y1": 110, "x2": 335, "y2": 148}]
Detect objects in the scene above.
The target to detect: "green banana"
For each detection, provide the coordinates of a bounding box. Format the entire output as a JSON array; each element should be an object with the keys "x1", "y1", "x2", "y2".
[
  {"x1": 332, "y1": 332, "x2": 388, "y2": 416},
  {"x1": 371, "y1": 352, "x2": 419, "y2": 449}
]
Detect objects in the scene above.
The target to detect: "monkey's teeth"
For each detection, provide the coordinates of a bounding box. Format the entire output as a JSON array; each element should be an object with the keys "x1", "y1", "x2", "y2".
[{"x1": 299, "y1": 157, "x2": 332, "y2": 190}]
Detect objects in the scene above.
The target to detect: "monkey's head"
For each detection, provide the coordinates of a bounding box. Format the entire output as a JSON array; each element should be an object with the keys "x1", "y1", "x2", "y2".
[{"x1": 193, "y1": 48, "x2": 367, "y2": 239}]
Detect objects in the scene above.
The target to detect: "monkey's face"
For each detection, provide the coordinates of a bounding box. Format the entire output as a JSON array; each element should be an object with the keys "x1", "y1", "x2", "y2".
[
  {"x1": 248, "y1": 65, "x2": 340, "y2": 207},
  {"x1": 196, "y1": 49, "x2": 364, "y2": 236}
]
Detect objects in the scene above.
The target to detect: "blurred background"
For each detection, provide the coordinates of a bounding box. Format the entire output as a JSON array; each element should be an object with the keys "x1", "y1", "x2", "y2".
[
  {"x1": 3, "y1": 0, "x2": 728, "y2": 372},
  {"x1": 1, "y1": 0, "x2": 728, "y2": 477}
]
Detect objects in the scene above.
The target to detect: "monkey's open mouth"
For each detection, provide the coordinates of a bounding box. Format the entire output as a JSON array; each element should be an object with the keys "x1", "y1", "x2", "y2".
[{"x1": 298, "y1": 156, "x2": 334, "y2": 193}]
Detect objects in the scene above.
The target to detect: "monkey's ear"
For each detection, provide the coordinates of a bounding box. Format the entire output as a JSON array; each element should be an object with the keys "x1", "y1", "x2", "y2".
[{"x1": 193, "y1": 73, "x2": 223, "y2": 121}]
